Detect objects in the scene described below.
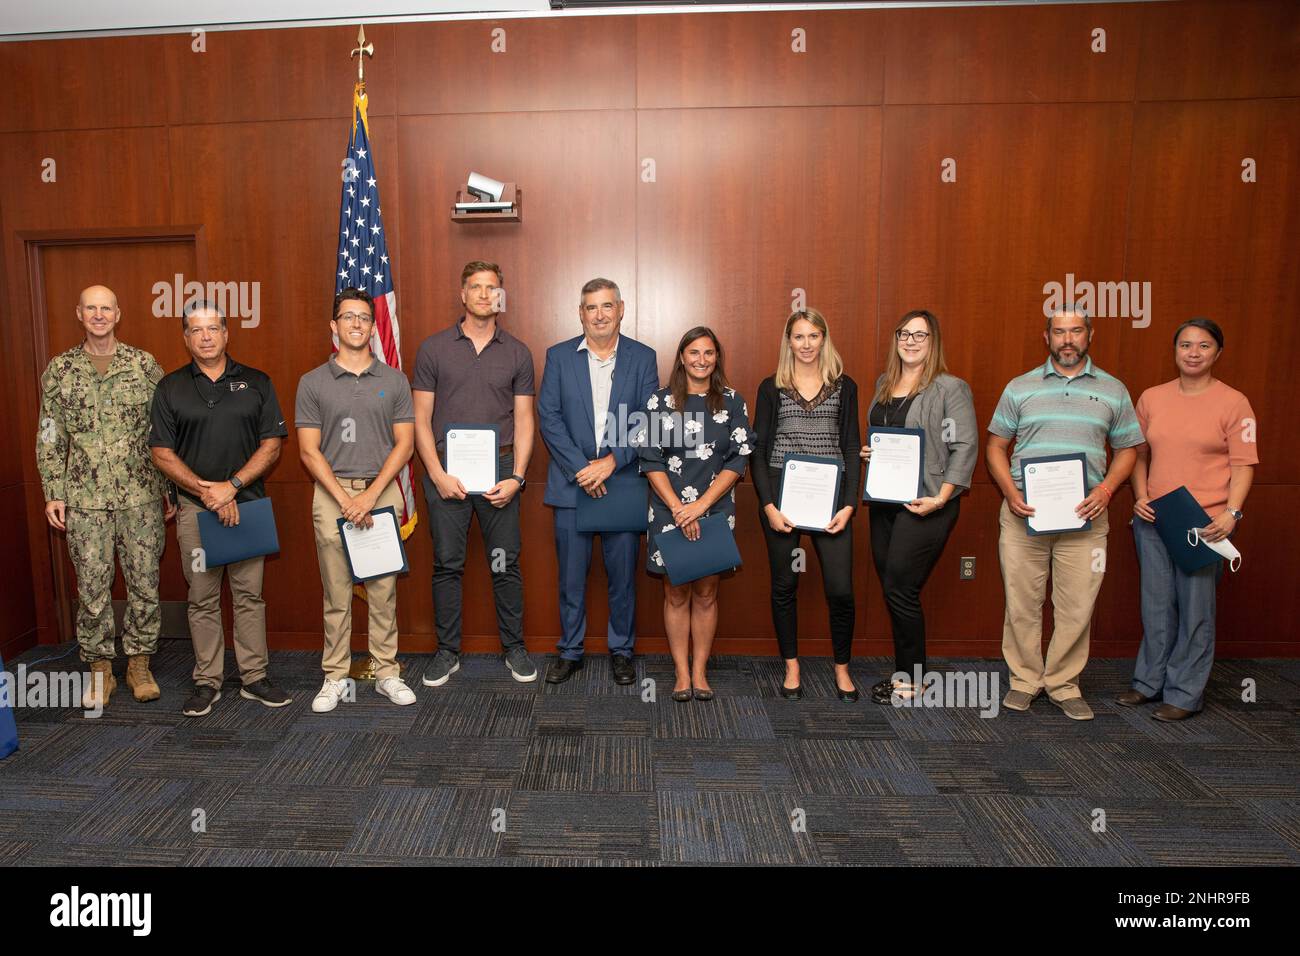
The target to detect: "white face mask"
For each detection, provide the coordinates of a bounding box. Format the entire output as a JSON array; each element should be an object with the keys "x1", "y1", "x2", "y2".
[{"x1": 1187, "y1": 528, "x2": 1242, "y2": 572}]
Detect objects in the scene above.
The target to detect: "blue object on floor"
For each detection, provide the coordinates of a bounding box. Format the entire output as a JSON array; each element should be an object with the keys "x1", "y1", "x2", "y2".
[{"x1": 0, "y1": 652, "x2": 18, "y2": 759}]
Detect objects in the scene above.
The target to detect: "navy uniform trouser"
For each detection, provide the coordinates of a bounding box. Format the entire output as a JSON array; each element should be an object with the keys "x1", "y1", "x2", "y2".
[{"x1": 552, "y1": 506, "x2": 639, "y2": 660}]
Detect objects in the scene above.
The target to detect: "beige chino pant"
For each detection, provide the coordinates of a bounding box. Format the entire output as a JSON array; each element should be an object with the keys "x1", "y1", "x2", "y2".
[
  {"x1": 176, "y1": 498, "x2": 270, "y2": 690},
  {"x1": 997, "y1": 499, "x2": 1109, "y2": 701},
  {"x1": 312, "y1": 477, "x2": 405, "y2": 682}
]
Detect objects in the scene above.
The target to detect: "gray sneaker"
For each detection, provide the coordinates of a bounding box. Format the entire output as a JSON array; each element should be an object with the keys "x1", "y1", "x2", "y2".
[
  {"x1": 504, "y1": 646, "x2": 537, "y2": 683},
  {"x1": 1002, "y1": 689, "x2": 1038, "y2": 711},
  {"x1": 421, "y1": 650, "x2": 460, "y2": 687},
  {"x1": 1051, "y1": 696, "x2": 1095, "y2": 721}
]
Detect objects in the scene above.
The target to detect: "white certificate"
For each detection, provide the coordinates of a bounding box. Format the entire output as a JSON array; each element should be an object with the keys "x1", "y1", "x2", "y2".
[
  {"x1": 340, "y1": 509, "x2": 406, "y2": 580},
  {"x1": 444, "y1": 426, "x2": 498, "y2": 494},
  {"x1": 1023, "y1": 456, "x2": 1088, "y2": 534},
  {"x1": 864, "y1": 429, "x2": 923, "y2": 503},
  {"x1": 778, "y1": 456, "x2": 842, "y2": 530}
]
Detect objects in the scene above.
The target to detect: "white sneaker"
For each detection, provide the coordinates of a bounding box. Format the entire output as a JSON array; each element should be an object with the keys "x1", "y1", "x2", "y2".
[
  {"x1": 376, "y1": 676, "x2": 417, "y2": 706},
  {"x1": 312, "y1": 678, "x2": 348, "y2": 713}
]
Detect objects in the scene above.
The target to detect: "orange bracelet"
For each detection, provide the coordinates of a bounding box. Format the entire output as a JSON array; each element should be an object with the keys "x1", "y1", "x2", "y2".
[{"x1": 1096, "y1": 484, "x2": 1112, "y2": 502}]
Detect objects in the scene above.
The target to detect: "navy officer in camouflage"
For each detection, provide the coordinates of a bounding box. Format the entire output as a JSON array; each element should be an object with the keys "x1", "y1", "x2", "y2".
[{"x1": 36, "y1": 284, "x2": 174, "y2": 710}]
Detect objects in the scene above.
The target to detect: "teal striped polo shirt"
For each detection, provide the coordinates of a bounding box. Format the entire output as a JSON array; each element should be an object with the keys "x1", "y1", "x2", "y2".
[{"x1": 988, "y1": 356, "x2": 1144, "y2": 489}]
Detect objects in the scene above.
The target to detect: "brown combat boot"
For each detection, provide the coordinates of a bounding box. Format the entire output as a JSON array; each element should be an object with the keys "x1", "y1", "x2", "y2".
[
  {"x1": 126, "y1": 655, "x2": 161, "y2": 702},
  {"x1": 82, "y1": 659, "x2": 116, "y2": 709}
]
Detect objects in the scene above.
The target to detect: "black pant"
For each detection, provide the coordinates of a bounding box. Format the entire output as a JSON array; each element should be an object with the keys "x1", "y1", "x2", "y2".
[
  {"x1": 422, "y1": 453, "x2": 524, "y2": 655},
  {"x1": 759, "y1": 484, "x2": 856, "y2": 664},
  {"x1": 867, "y1": 498, "x2": 960, "y2": 677}
]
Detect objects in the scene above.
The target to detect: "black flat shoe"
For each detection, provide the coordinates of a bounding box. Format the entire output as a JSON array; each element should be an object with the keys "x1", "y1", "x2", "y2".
[
  {"x1": 779, "y1": 684, "x2": 802, "y2": 701},
  {"x1": 871, "y1": 678, "x2": 895, "y2": 696},
  {"x1": 837, "y1": 685, "x2": 860, "y2": 703},
  {"x1": 692, "y1": 687, "x2": 714, "y2": 701},
  {"x1": 671, "y1": 687, "x2": 693, "y2": 702}
]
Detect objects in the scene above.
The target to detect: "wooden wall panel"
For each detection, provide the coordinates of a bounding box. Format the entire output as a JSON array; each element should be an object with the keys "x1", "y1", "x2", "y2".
[
  {"x1": 0, "y1": 35, "x2": 167, "y2": 132},
  {"x1": 396, "y1": 18, "x2": 636, "y2": 115},
  {"x1": 883, "y1": 3, "x2": 1142, "y2": 105},
  {"x1": 636, "y1": 11, "x2": 883, "y2": 109},
  {"x1": 2, "y1": 1, "x2": 1296, "y2": 659},
  {"x1": 165, "y1": 24, "x2": 400, "y2": 125},
  {"x1": 1117, "y1": 98, "x2": 1300, "y2": 484},
  {"x1": 877, "y1": 103, "x2": 1136, "y2": 447},
  {"x1": 1137, "y1": 0, "x2": 1300, "y2": 101}
]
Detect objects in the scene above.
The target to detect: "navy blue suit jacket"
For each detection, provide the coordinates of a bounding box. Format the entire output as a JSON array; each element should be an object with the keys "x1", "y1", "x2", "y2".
[{"x1": 538, "y1": 334, "x2": 659, "y2": 508}]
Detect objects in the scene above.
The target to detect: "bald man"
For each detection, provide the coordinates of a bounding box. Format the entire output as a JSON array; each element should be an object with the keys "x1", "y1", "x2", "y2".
[{"x1": 37, "y1": 285, "x2": 173, "y2": 709}]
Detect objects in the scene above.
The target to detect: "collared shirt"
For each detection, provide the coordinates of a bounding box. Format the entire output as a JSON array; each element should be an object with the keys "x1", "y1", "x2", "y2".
[
  {"x1": 577, "y1": 334, "x2": 618, "y2": 452},
  {"x1": 295, "y1": 353, "x2": 415, "y2": 478},
  {"x1": 149, "y1": 357, "x2": 288, "y2": 505},
  {"x1": 988, "y1": 356, "x2": 1143, "y2": 489},
  {"x1": 37, "y1": 342, "x2": 166, "y2": 510},
  {"x1": 411, "y1": 316, "x2": 535, "y2": 453}
]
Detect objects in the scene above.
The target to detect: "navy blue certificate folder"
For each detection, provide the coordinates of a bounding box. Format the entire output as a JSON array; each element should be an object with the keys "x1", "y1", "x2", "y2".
[
  {"x1": 0, "y1": 652, "x2": 17, "y2": 759},
  {"x1": 335, "y1": 506, "x2": 410, "y2": 583},
  {"x1": 862, "y1": 427, "x2": 925, "y2": 503},
  {"x1": 196, "y1": 497, "x2": 280, "y2": 566},
  {"x1": 1151, "y1": 486, "x2": 1221, "y2": 574},
  {"x1": 576, "y1": 470, "x2": 649, "y2": 533},
  {"x1": 778, "y1": 454, "x2": 844, "y2": 531},
  {"x1": 654, "y1": 512, "x2": 742, "y2": 586}
]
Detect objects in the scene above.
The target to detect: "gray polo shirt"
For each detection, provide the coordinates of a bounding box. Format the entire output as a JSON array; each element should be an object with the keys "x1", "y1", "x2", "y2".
[
  {"x1": 411, "y1": 317, "x2": 535, "y2": 452},
  {"x1": 988, "y1": 356, "x2": 1144, "y2": 489},
  {"x1": 295, "y1": 354, "x2": 415, "y2": 478}
]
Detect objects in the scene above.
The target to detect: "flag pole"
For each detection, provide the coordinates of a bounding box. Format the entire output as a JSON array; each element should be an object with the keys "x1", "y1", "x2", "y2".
[{"x1": 342, "y1": 24, "x2": 403, "y2": 684}]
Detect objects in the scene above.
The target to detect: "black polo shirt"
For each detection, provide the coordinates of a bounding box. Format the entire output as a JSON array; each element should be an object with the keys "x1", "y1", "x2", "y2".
[{"x1": 149, "y1": 357, "x2": 288, "y2": 505}]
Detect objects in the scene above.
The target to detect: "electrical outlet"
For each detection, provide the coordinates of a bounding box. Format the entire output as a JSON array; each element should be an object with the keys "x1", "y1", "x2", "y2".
[{"x1": 960, "y1": 556, "x2": 976, "y2": 580}]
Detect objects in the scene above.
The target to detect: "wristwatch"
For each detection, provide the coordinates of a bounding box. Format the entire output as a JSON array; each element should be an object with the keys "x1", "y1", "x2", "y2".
[
  {"x1": 1229, "y1": 509, "x2": 1243, "y2": 521},
  {"x1": 509, "y1": 473, "x2": 526, "y2": 491},
  {"x1": 230, "y1": 475, "x2": 244, "y2": 490}
]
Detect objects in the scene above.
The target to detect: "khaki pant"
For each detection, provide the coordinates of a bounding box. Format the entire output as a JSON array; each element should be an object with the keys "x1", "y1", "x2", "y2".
[
  {"x1": 997, "y1": 499, "x2": 1109, "y2": 701},
  {"x1": 177, "y1": 498, "x2": 269, "y2": 690},
  {"x1": 312, "y1": 478, "x2": 405, "y2": 681}
]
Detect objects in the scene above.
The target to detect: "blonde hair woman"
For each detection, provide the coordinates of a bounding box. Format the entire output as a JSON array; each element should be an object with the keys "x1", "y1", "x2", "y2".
[{"x1": 752, "y1": 309, "x2": 861, "y2": 702}]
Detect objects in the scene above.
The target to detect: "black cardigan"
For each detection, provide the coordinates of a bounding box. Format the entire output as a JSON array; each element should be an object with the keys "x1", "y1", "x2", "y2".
[{"x1": 752, "y1": 374, "x2": 861, "y2": 511}]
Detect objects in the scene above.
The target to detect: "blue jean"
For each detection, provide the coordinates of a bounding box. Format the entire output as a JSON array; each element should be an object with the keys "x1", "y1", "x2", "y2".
[
  {"x1": 552, "y1": 506, "x2": 639, "y2": 660},
  {"x1": 1132, "y1": 517, "x2": 1222, "y2": 711}
]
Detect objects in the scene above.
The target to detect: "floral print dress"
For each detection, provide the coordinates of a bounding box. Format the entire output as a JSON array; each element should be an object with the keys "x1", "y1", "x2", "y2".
[{"x1": 637, "y1": 386, "x2": 755, "y2": 574}]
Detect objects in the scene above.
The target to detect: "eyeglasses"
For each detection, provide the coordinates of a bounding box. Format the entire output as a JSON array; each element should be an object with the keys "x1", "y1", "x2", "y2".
[
  {"x1": 896, "y1": 330, "x2": 930, "y2": 343},
  {"x1": 336, "y1": 311, "x2": 374, "y2": 326}
]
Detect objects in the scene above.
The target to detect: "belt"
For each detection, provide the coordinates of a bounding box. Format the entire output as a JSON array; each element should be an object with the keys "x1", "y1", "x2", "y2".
[
  {"x1": 338, "y1": 476, "x2": 378, "y2": 490},
  {"x1": 499, "y1": 443, "x2": 514, "y2": 456}
]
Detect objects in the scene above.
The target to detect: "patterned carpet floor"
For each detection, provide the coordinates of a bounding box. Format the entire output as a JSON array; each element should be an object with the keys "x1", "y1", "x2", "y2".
[{"x1": 2, "y1": 641, "x2": 1297, "y2": 866}]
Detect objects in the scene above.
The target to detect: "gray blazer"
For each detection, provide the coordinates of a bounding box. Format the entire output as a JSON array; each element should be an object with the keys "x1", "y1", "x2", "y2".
[{"x1": 872, "y1": 372, "x2": 978, "y2": 498}]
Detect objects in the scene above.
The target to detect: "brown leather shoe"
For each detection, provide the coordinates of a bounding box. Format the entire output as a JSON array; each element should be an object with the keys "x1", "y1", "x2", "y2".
[
  {"x1": 1152, "y1": 703, "x2": 1195, "y2": 721},
  {"x1": 82, "y1": 659, "x2": 116, "y2": 709},
  {"x1": 126, "y1": 654, "x2": 161, "y2": 702},
  {"x1": 1115, "y1": 689, "x2": 1155, "y2": 707}
]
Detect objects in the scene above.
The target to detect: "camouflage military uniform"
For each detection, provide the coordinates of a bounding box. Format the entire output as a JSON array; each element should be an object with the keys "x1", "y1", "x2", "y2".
[{"x1": 37, "y1": 343, "x2": 168, "y2": 663}]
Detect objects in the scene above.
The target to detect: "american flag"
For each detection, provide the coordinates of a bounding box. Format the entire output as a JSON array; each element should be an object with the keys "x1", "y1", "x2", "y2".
[{"x1": 335, "y1": 81, "x2": 416, "y2": 537}]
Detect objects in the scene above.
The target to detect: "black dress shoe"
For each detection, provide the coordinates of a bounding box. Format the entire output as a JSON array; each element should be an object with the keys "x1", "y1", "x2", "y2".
[
  {"x1": 611, "y1": 655, "x2": 636, "y2": 685},
  {"x1": 546, "y1": 658, "x2": 583, "y2": 684},
  {"x1": 871, "y1": 678, "x2": 895, "y2": 697},
  {"x1": 779, "y1": 684, "x2": 802, "y2": 700}
]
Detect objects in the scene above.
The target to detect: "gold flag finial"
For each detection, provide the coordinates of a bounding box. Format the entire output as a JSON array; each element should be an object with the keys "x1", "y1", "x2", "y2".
[{"x1": 351, "y1": 25, "x2": 374, "y2": 85}]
